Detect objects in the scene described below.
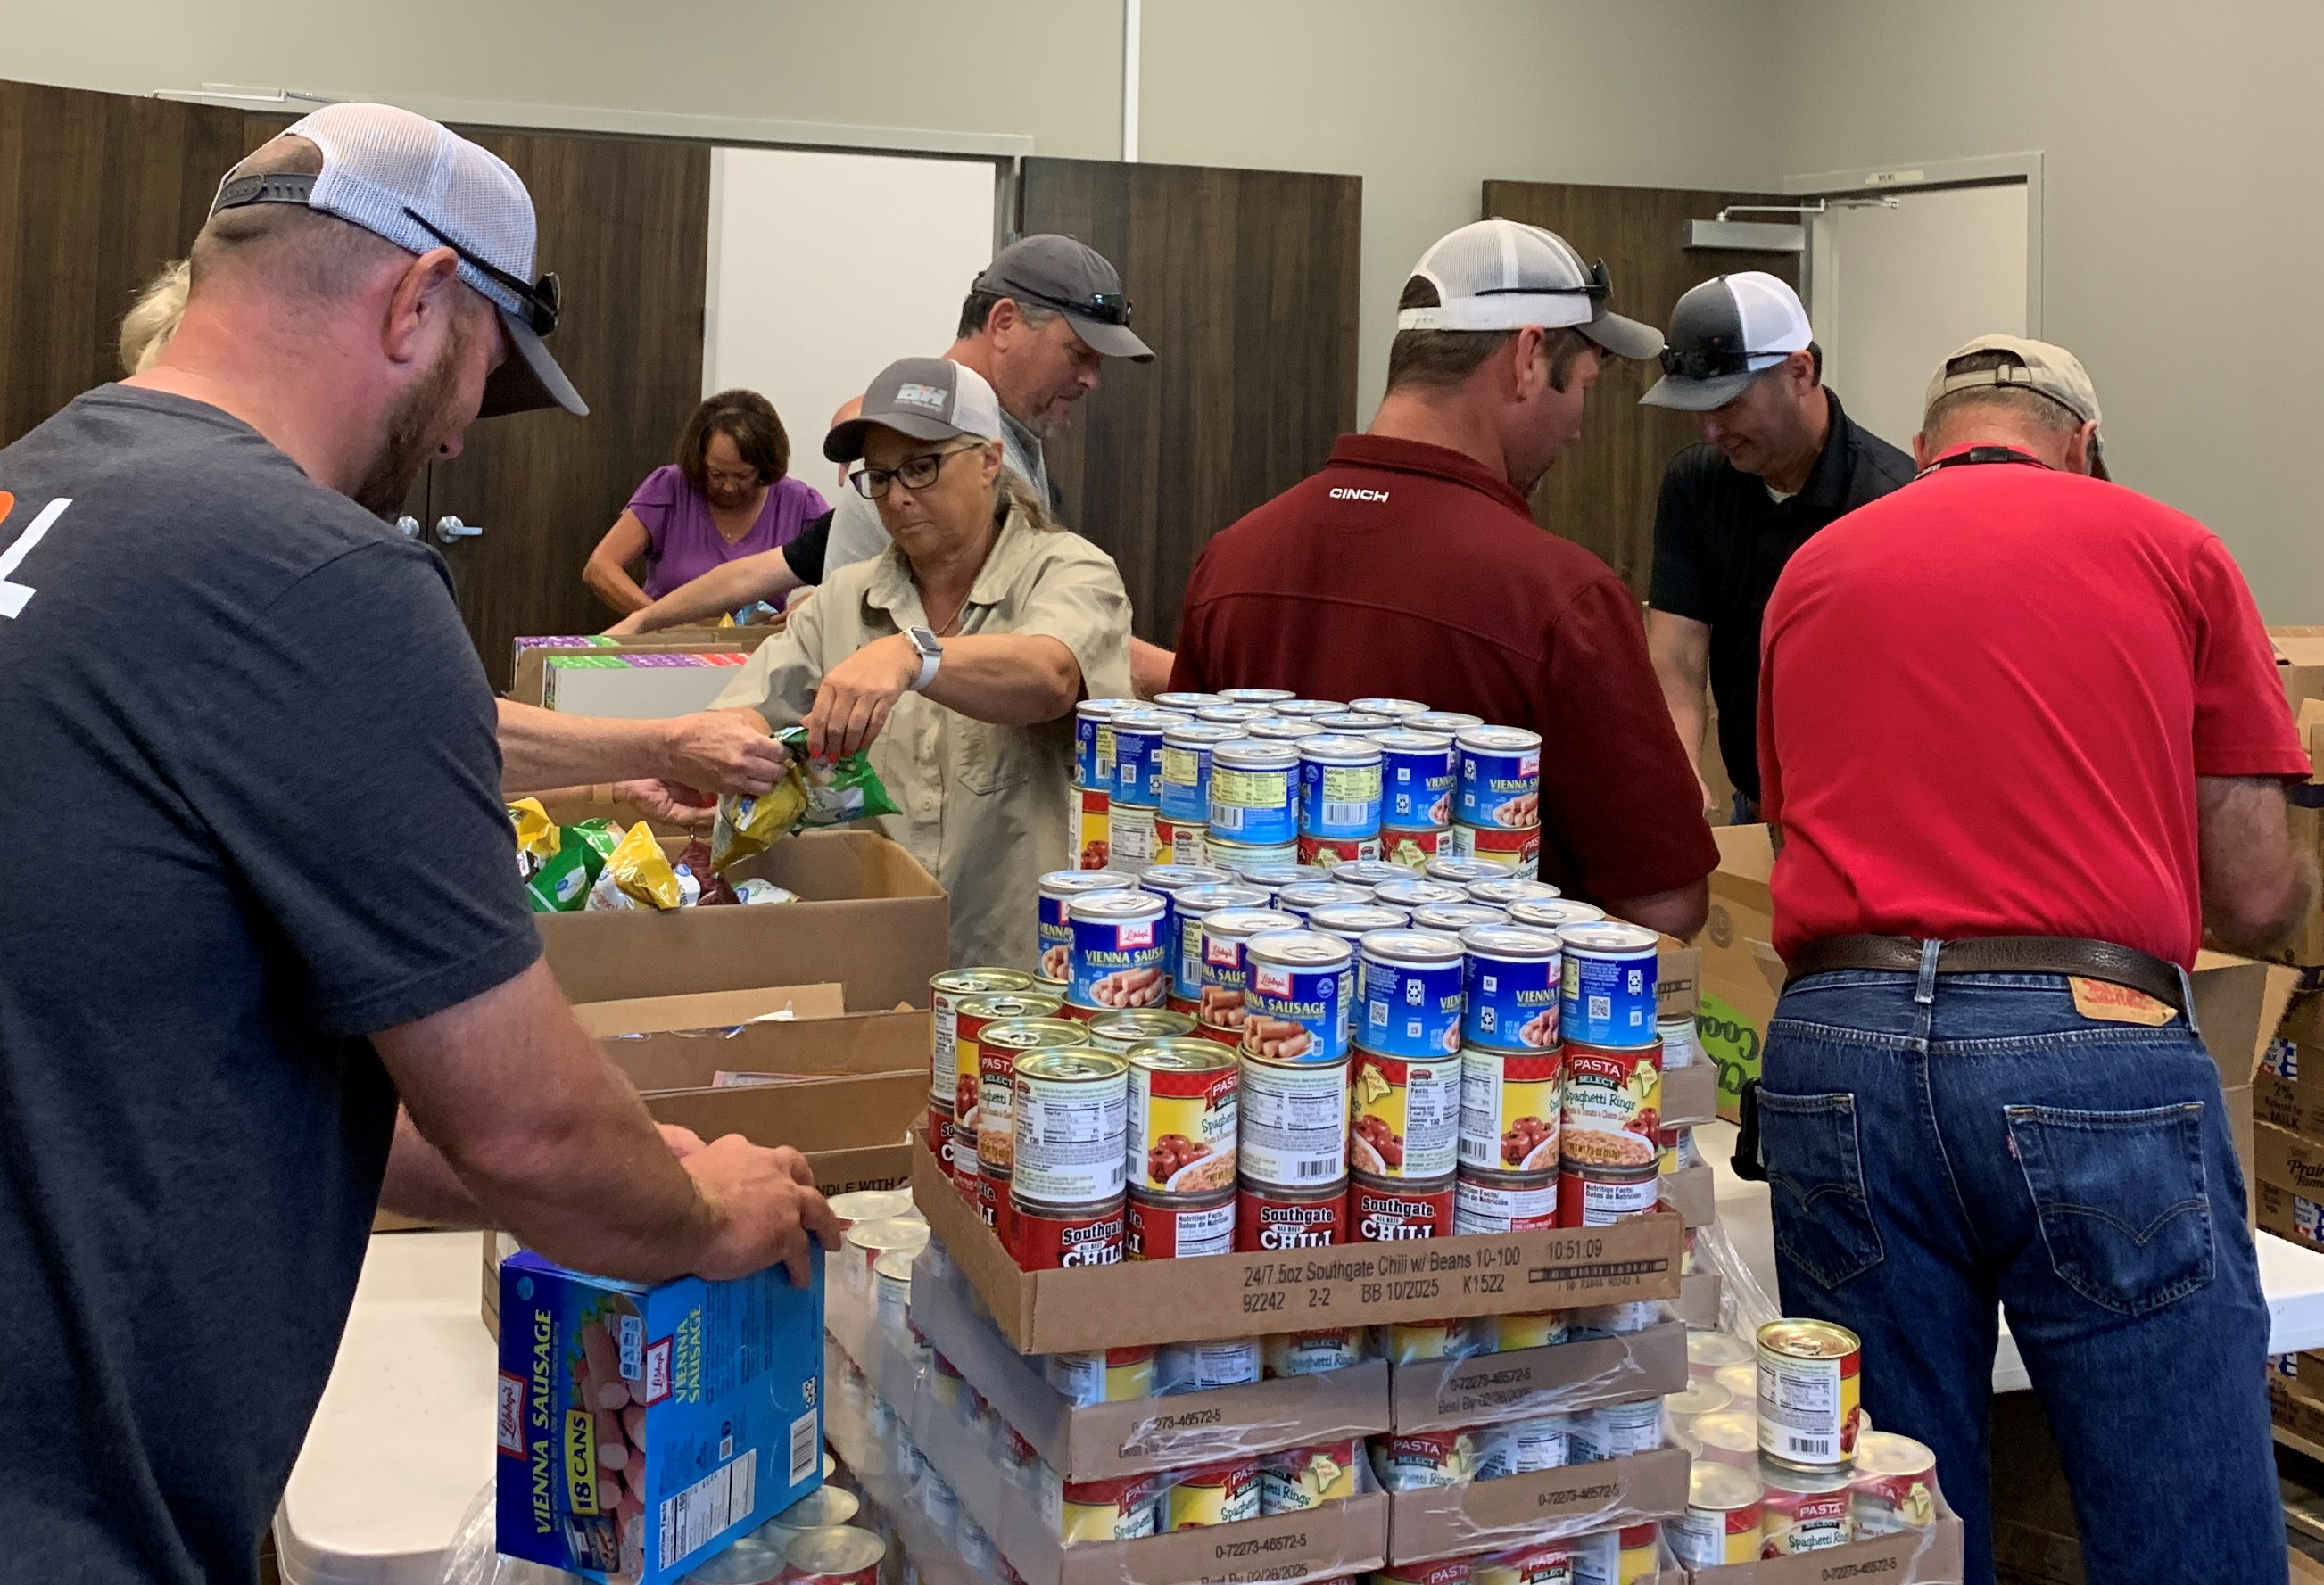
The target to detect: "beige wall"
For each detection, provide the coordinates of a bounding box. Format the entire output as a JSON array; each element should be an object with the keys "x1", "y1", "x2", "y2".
[{"x1": 1770, "y1": 0, "x2": 2324, "y2": 617}]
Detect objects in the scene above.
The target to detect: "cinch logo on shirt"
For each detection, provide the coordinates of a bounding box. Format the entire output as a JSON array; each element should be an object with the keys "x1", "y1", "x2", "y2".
[
  {"x1": 894, "y1": 383, "x2": 948, "y2": 411},
  {"x1": 1328, "y1": 487, "x2": 1390, "y2": 503}
]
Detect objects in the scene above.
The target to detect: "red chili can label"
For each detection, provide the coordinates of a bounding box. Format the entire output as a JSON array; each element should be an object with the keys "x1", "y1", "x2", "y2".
[
  {"x1": 1297, "y1": 832, "x2": 1383, "y2": 869},
  {"x1": 1460, "y1": 1046, "x2": 1563, "y2": 1175},
  {"x1": 973, "y1": 1164, "x2": 1002, "y2": 1227},
  {"x1": 1011, "y1": 1194, "x2": 1126, "y2": 1269},
  {"x1": 925, "y1": 1094, "x2": 953, "y2": 1170},
  {"x1": 1379, "y1": 827, "x2": 1445, "y2": 871},
  {"x1": 1453, "y1": 1171, "x2": 1559, "y2": 1234},
  {"x1": 1556, "y1": 1163, "x2": 1661, "y2": 1227},
  {"x1": 1560, "y1": 1040, "x2": 1663, "y2": 1171},
  {"x1": 1444, "y1": 821, "x2": 1542, "y2": 877},
  {"x1": 1155, "y1": 815, "x2": 1208, "y2": 869},
  {"x1": 991, "y1": 1170, "x2": 1017, "y2": 1249},
  {"x1": 1127, "y1": 1186, "x2": 1236, "y2": 1259},
  {"x1": 1351, "y1": 1050, "x2": 1461, "y2": 1179},
  {"x1": 1236, "y1": 1179, "x2": 1347, "y2": 1251},
  {"x1": 1351, "y1": 1171, "x2": 1451, "y2": 1241},
  {"x1": 1071, "y1": 785, "x2": 1112, "y2": 871}
]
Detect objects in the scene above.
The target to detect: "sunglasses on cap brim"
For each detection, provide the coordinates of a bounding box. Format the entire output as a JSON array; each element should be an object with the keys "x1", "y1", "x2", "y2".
[
  {"x1": 402, "y1": 208, "x2": 562, "y2": 338},
  {"x1": 993, "y1": 279, "x2": 1134, "y2": 327},
  {"x1": 1472, "y1": 257, "x2": 1613, "y2": 303},
  {"x1": 1658, "y1": 342, "x2": 1798, "y2": 380}
]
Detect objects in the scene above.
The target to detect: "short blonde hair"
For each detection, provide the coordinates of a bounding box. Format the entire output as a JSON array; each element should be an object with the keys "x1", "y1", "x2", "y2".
[{"x1": 119, "y1": 259, "x2": 191, "y2": 375}]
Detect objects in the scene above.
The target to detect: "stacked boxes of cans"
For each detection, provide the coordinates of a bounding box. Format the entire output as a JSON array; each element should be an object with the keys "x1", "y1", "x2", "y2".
[{"x1": 1662, "y1": 1317, "x2": 1950, "y2": 1569}]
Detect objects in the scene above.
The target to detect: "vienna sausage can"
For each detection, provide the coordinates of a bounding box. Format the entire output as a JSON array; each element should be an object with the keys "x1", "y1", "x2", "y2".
[
  {"x1": 1375, "y1": 729, "x2": 1457, "y2": 830},
  {"x1": 1559, "y1": 921, "x2": 1661, "y2": 1049},
  {"x1": 1010, "y1": 1050, "x2": 1128, "y2": 1206},
  {"x1": 1038, "y1": 868, "x2": 1136, "y2": 984},
  {"x1": 1374, "y1": 878, "x2": 1464, "y2": 911},
  {"x1": 1208, "y1": 739, "x2": 1299, "y2": 846},
  {"x1": 1332, "y1": 859, "x2": 1412, "y2": 889},
  {"x1": 1352, "y1": 1049, "x2": 1460, "y2": 1179},
  {"x1": 1108, "y1": 709, "x2": 1179, "y2": 807},
  {"x1": 1411, "y1": 902, "x2": 1508, "y2": 935},
  {"x1": 1243, "y1": 929, "x2": 1355, "y2": 1063},
  {"x1": 1425, "y1": 857, "x2": 1505, "y2": 887},
  {"x1": 1298, "y1": 733, "x2": 1384, "y2": 840},
  {"x1": 1197, "y1": 905, "x2": 1301, "y2": 1033},
  {"x1": 1066, "y1": 889, "x2": 1170, "y2": 1011},
  {"x1": 1276, "y1": 879, "x2": 1374, "y2": 919},
  {"x1": 1157, "y1": 721, "x2": 1241, "y2": 823},
  {"x1": 1453, "y1": 725, "x2": 1542, "y2": 830},
  {"x1": 1171, "y1": 884, "x2": 1270, "y2": 1004},
  {"x1": 1460, "y1": 924, "x2": 1564, "y2": 1053},
  {"x1": 1360, "y1": 929, "x2": 1466, "y2": 1058},
  {"x1": 1236, "y1": 1177, "x2": 1347, "y2": 1250},
  {"x1": 1350, "y1": 696, "x2": 1428, "y2": 718},
  {"x1": 1217, "y1": 687, "x2": 1294, "y2": 706},
  {"x1": 1508, "y1": 898, "x2": 1605, "y2": 931},
  {"x1": 1127, "y1": 1038, "x2": 1239, "y2": 1194},
  {"x1": 1126, "y1": 1185, "x2": 1236, "y2": 1259},
  {"x1": 1306, "y1": 902, "x2": 1411, "y2": 945},
  {"x1": 1468, "y1": 879, "x2": 1561, "y2": 908},
  {"x1": 1074, "y1": 698, "x2": 1131, "y2": 789}
]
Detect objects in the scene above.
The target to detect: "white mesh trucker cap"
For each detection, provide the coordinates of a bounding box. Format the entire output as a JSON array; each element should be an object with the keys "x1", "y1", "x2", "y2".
[{"x1": 1396, "y1": 219, "x2": 1663, "y2": 359}]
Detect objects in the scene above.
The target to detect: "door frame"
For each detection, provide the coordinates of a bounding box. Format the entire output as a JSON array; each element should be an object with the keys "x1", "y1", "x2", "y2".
[{"x1": 1783, "y1": 151, "x2": 2044, "y2": 340}]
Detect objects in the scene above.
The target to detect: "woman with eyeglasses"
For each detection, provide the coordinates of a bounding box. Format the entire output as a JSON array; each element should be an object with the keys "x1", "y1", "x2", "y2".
[
  {"x1": 706, "y1": 357, "x2": 1132, "y2": 970},
  {"x1": 583, "y1": 388, "x2": 830, "y2": 618}
]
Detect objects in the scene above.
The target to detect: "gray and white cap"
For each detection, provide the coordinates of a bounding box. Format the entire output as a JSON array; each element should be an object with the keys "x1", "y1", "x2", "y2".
[
  {"x1": 1396, "y1": 219, "x2": 1663, "y2": 359},
  {"x1": 1640, "y1": 271, "x2": 1812, "y2": 411},
  {"x1": 823, "y1": 357, "x2": 1005, "y2": 463},
  {"x1": 208, "y1": 103, "x2": 585, "y2": 418}
]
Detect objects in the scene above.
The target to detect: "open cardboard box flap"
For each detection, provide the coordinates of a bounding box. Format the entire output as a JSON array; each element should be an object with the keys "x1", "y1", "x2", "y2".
[{"x1": 573, "y1": 982, "x2": 846, "y2": 1038}]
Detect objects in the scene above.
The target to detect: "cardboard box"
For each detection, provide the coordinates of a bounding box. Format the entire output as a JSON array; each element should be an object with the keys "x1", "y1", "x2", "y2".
[
  {"x1": 573, "y1": 982, "x2": 845, "y2": 1038},
  {"x1": 542, "y1": 651, "x2": 752, "y2": 718},
  {"x1": 1697, "y1": 826, "x2": 1780, "y2": 1121},
  {"x1": 2259, "y1": 1179, "x2": 2324, "y2": 1253},
  {"x1": 1658, "y1": 1162, "x2": 1715, "y2": 1229},
  {"x1": 1675, "y1": 1271, "x2": 1723, "y2": 1330},
  {"x1": 539, "y1": 830, "x2": 948, "y2": 1013},
  {"x1": 1681, "y1": 1496, "x2": 1964, "y2": 1583},
  {"x1": 914, "y1": 1142, "x2": 1685, "y2": 1356},
  {"x1": 493, "y1": 1247, "x2": 824, "y2": 1585},
  {"x1": 827, "y1": 1272, "x2": 1390, "y2": 1585},
  {"x1": 509, "y1": 630, "x2": 777, "y2": 706},
  {"x1": 1383, "y1": 1445, "x2": 1689, "y2": 1563},
  {"x1": 908, "y1": 1257, "x2": 1391, "y2": 1481},
  {"x1": 1658, "y1": 943, "x2": 1702, "y2": 1024},
  {"x1": 2274, "y1": 626, "x2": 2324, "y2": 719},
  {"x1": 1661, "y1": 1063, "x2": 1718, "y2": 1127},
  {"x1": 1388, "y1": 1318, "x2": 1687, "y2": 1432}
]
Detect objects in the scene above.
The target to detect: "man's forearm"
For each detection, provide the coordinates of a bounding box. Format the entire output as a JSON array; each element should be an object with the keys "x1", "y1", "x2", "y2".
[
  {"x1": 629, "y1": 555, "x2": 799, "y2": 633},
  {"x1": 1129, "y1": 638, "x2": 1173, "y2": 700},
  {"x1": 381, "y1": 1109, "x2": 489, "y2": 1226},
  {"x1": 500, "y1": 700, "x2": 672, "y2": 794},
  {"x1": 1658, "y1": 677, "x2": 1708, "y2": 771},
  {"x1": 922, "y1": 634, "x2": 1081, "y2": 726}
]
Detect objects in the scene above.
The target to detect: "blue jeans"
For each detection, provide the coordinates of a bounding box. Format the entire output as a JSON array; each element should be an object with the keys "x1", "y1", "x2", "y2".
[{"x1": 1758, "y1": 966, "x2": 2280, "y2": 1585}]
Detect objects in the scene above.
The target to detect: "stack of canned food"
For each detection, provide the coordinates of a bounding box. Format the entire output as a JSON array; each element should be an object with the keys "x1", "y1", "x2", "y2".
[
  {"x1": 928, "y1": 864, "x2": 1700, "y2": 1269},
  {"x1": 1663, "y1": 1318, "x2": 1942, "y2": 1564},
  {"x1": 678, "y1": 1481, "x2": 890, "y2": 1585},
  {"x1": 1069, "y1": 691, "x2": 1546, "y2": 883}
]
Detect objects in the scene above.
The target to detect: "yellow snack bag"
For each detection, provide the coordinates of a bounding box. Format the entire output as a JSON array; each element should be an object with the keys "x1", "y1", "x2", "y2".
[
  {"x1": 508, "y1": 798, "x2": 559, "y2": 877},
  {"x1": 710, "y1": 769, "x2": 808, "y2": 873},
  {"x1": 586, "y1": 821, "x2": 690, "y2": 911}
]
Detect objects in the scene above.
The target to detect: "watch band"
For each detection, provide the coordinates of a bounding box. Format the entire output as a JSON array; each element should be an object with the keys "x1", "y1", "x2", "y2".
[{"x1": 907, "y1": 628, "x2": 942, "y2": 691}]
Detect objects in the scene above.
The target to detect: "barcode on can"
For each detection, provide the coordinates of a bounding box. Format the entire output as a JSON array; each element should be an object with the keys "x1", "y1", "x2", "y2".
[
  {"x1": 1323, "y1": 801, "x2": 1369, "y2": 828},
  {"x1": 1298, "y1": 1158, "x2": 1337, "y2": 1179},
  {"x1": 789, "y1": 1410, "x2": 818, "y2": 1485},
  {"x1": 1795, "y1": 1436, "x2": 1832, "y2": 1456},
  {"x1": 658, "y1": 1448, "x2": 757, "y2": 1569}
]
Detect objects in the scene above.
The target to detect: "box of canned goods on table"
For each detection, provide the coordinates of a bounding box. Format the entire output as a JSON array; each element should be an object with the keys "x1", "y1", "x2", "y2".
[
  {"x1": 1386, "y1": 1313, "x2": 1689, "y2": 1432},
  {"x1": 1379, "y1": 1441, "x2": 1691, "y2": 1564}
]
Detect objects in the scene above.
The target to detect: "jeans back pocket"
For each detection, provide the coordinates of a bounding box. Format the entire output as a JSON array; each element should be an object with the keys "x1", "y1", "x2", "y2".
[
  {"x1": 2004, "y1": 1102, "x2": 2213, "y2": 1317},
  {"x1": 1757, "y1": 1090, "x2": 1885, "y2": 1291}
]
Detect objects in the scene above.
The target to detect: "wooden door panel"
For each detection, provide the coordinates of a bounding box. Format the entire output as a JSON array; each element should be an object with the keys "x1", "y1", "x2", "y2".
[
  {"x1": 423, "y1": 130, "x2": 711, "y2": 689},
  {"x1": 1022, "y1": 157, "x2": 1360, "y2": 645},
  {"x1": 0, "y1": 83, "x2": 250, "y2": 445},
  {"x1": 1481, "y1": 180, "x2": 1798, "y2": 595}
]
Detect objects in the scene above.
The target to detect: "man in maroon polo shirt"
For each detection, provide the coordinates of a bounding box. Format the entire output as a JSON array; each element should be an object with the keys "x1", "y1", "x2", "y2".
[
  {"x1": 1170, "y1": 219, "x2": 1717, "y2": 937},
  {"x1": 1754, "y1": 335, "x2": 2310, "y2": 1585}
]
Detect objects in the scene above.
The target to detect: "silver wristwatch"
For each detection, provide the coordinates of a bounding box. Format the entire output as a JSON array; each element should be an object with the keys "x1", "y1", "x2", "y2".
[{"x1": 905, "y1": 625, "x2": 943, "y2": 691}]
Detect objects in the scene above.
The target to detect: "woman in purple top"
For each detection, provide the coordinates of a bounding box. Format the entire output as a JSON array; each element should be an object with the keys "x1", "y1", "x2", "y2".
[{"x1": 583, "y1": 389, "x2": 831, "y2": 615}]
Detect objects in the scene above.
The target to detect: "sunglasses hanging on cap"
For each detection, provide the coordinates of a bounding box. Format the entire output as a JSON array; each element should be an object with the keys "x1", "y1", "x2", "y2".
[
  {"x1": 998, "y1": 281, "x2": 1134, "y2": 326},
  {"x1": 1658, "y1": 342, "x2": 1794, "y2": 380},
  {"x1": 402, "y1": 208, "x2": 561, "y2": 337},
  {"x1": 1475, "y1": 257, "x2": 1612, "y2": 301}
]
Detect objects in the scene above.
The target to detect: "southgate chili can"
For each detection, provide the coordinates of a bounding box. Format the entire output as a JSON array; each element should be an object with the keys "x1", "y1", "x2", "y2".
[
  {"x1": 1556, "y1": 1162, "x2": 1660, "y2": 1226},
  {"x1": 1460, "y1": 1044, "x2": 1562, "y2": 1174},
  {"x1": 1170, "y1": 884, "x2": 1270, "y2": 1004},
  {"x1": 963, "y1": 1003, "x2": 1074, "y2": 1182},
  {"x1": 1065, "y1": 889, "x2": 1170, "y2": 1011},
  {"x1": 1010, "y1": 1049, "x2": 1128, "y2": 1206},
  {"x1": 1758, "y1": 1462, "x2": 1853, "y2": 1556},
  {"x1": 1126, "y1": 1185, "x2": 1236, "y2": 1258},
  {"x1": 1360, "y1": 929, "x2": 1466, "y2": 1057},
  {"x1": 1352, "y1": 1048, "x2": 1461, "y2": 1178},
  {"x1": 1375, "y1": 731, "x2": 1456, "y2": 833},
  {"x1": 1444, "y1": 821, "x2": 1542, "y2": 876},
  {"x1": 1308, "y1": 902, "x2": 1411, "y2": 945},
  {"x1": 1242, "y1": 929, "x2": 1355, "y2": 1063},
  {"x1": 1297, "y1": 734, "x2": 1385, "y2": 841},
  {"x1": 1237, "y1": 1051, "x2": 1351, "y2": 1185},
  {"x1": 1157, "y1": 721, "x2": 1240, "y2": 823},
  {"x1": 1197, "y1": 906, "x2": 1300, "y2": 1032},
  {"x1": 1757, "y1": 1318, "x2": 1863, "y2": 1469},
  {"x1": 1460, "y1": 924, "x2": 1564, "y2": 1052},
  {"x1": 1207, "y1": 739, "x2": 1299, "y2": 847},
  {"x1": 1351, "y1": 1171, "x2": 1453, "y2": 1239},
  {"x1": 1127, "y1": 1038, "x2": 1240, "y2": 1195},
  {"x1": 1453, "y1": 1170, "x2": 1559, "y2": 1233},
  {"x1": 1454, "y1": 725, "x2": 1542, "y2": 829},
  {"x1": 1410, "y1": 901, "x2": 1506, "y2": 935},
  {"x1": 1074, "y1": 698, "x2": 1131, "y2": 790},
  {"x1": 1236, "y1": 1177, "x2": 1347, "y2": 1249},
  {"x1": 930, "y1": 968, "x2": 1035, "y2": 1152},
  {"x1": 1560, "y1": 1039, "x2": 1663, "y2": 1170},
  {"x1": 1010, "y1": 1193, "x2": 1126, "y2": 1268},
  {"x1": 1559, "y1": 921, "x2": 1662, "y2": 1048},
  {"x1": 1038, "y1": 868, "x2": 1135, "y2": 984}
]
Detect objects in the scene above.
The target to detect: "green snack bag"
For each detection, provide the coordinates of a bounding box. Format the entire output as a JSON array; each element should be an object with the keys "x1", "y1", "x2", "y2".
[
  {"x1": 525, "y1": 818, "x2": 621, "y2": 912},
  {"x1": 778, "y1": 726, "x2": 901, "y2": 828}
]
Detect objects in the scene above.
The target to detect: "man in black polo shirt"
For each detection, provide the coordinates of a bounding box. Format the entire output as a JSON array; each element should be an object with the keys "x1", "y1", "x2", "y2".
[{"x1": 1641, "y1": 272, "x2": 1912, "y2": 819}]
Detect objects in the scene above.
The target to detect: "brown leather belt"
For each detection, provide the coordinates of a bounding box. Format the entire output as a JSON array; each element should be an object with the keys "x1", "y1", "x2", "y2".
[{"x1": 1784, "y1": 934, "x2": 2185, "y2": 1012}]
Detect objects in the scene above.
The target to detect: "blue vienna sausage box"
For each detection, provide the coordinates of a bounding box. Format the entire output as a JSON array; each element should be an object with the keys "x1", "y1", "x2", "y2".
[{"x1": 495, "y1": 1246, "x2": 824, "y2": 1585}]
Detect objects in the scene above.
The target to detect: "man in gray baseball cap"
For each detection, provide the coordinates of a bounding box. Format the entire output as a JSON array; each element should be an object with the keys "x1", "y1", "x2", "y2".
[{"x1": 0, "y1": 103, "x2": 835, "y2": 1585}]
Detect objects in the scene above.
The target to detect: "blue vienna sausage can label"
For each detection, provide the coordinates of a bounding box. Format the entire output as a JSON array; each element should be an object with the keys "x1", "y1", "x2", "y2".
[
  {"x1": 1208, "y1": 739, "x2": 1299, "y2": 846},
  {"x1": 1038, "y1": 868, "x2": 1137, "y2": 984},
  {"x1": 1460, "y1": 924, "x2": 1564, "y2": 1053},
  {"x1": 1065, "y1": 888, "x2": 1170, "y2": 1010},
  {"x1": 1375, "y1": 730, "x2": 1458, "y2": 830},
  {"x1": 1297, "y1": 734, "x2": 1384, "y2": 841},
  {"x1": 1242, "y1": 930, "x2": 1355, "y2": 1064},
  {"x1": 1157, "y1": 722, "x2": 1240, "y2": 824},
  {"x1": 1558, "y1": 921, "x2": 1661, "y2": 1048},
  {"x1": 1453, "y1": 726, "x2": 1543, "y2": 830},
  {"x1": 1075, "y1": 698, "x2": 1132, "y2": 790},
  {"x1": 1110, "y1": 710, "x2": 1187, "y2": 809},
  {"x1": 1360, "y1": 929, "x2": 1467, "y2": 1058}
]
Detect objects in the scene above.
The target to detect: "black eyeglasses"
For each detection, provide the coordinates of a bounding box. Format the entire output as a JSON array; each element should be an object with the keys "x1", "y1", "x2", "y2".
[
  {"x1": 1658, "y1": 342, "x2": 1792, "y2": 380},
  {"x1": 852, "y1": 442, "x2": 981, "y2": 499},
  {"x1": 1475, "y1": 257, "x2": 1613, "y2": 301},
  {"x1": 403, "y1": 208, "x2": 562, "y2": 337},
  {"x1": 997, "y1": 280, "x2": 1134, "y2": 326}
]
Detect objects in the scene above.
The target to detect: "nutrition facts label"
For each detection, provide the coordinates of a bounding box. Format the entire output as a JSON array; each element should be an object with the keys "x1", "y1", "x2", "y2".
[
  {"x1": 1761, "y1": 1358, "x2": 1844, "y2": 1462},
  {"x1": 658, "y1": 1449, "x2": 756, "y2": 1572},
  {"x1": 1241, "y1": 1064, "x2": 1350, "y2": 1183},
  {"x1": 1013, "y1": 1087, "x2": 1129, "y2": 1201}
]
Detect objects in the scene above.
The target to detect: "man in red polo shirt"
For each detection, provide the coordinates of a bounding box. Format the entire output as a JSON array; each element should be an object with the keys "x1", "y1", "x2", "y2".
[
  {"x1": 1170, "y1": 219, "x2": 1716, "y2": 937},
  {"x1": 1755, "y1": 334, "x2": 2310, "y2": 1585}
]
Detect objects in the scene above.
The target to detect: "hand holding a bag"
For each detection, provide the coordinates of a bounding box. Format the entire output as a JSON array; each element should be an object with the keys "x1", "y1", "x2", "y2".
[{"x1": 803, "y1": 632, "x2": 920, "y2": 760}]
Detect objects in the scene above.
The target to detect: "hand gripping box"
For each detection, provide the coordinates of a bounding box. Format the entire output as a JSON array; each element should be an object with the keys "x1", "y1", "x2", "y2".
[{"x1": 495, "y1": 1249, "x2": 826, "y2": 1585}]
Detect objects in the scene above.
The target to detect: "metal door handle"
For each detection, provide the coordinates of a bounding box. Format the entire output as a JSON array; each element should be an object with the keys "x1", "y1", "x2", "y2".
[
  {"x1": 434, "y1": 516, "x2": 484, "y2": 544},
  {"x1": 393, "y1": 515, "x2": 421, "y2": 541}
]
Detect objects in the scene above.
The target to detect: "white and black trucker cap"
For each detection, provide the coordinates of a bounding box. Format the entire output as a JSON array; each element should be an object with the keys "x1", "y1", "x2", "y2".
[
  {"x1": 208, "y1": 103, "x2": 585, "y2": 419},
  {"x1": 1639, "y1": 271, "x2": 1812, "y2": 411},
  {"x1": 1396, "y1": 219, "x2": 1663, "y2": 359}
]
